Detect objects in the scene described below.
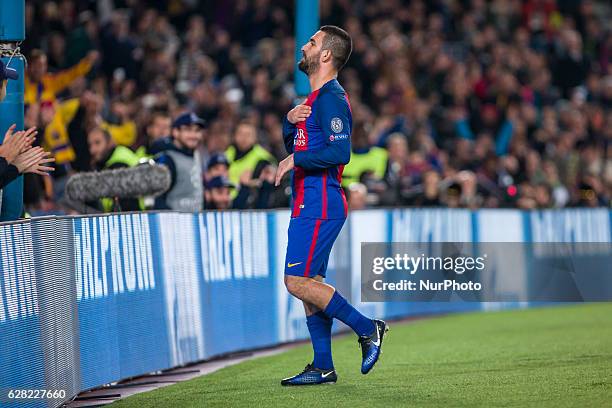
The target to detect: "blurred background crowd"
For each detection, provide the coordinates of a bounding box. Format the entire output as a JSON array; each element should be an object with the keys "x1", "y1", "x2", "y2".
[{"x1": 18, "y1": 0, "x2": 612, "y2": 214}]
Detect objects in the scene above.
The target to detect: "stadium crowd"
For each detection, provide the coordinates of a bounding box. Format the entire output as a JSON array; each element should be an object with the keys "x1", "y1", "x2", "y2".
[{"x1": 11, "y1": 0, "x2": 612, "y2": 214}]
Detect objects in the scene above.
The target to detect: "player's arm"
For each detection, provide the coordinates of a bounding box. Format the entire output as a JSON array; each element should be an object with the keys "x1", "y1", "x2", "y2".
[
  {"x1": 282, "y1": 117, "x2": 296, "y2": 154},
  {"x1": 293, "y1": 93, "x2": 351, "y2": 170}
]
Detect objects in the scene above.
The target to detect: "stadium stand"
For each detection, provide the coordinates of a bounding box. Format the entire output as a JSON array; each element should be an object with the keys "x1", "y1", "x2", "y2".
[{"x1": 19, "y1": 0, "x2": 612, "y2": 215}]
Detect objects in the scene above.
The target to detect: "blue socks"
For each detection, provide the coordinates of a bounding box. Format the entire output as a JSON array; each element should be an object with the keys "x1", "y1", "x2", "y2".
[
  {"x1": 306, "y1": 311, "x2": 334, "y2": 370},
  {"x1": 323, "y1": 291, "x2": 375, "y2": 337},
  {"x1": 305, "y1": 292, "x2": 374, "y2": 369}
]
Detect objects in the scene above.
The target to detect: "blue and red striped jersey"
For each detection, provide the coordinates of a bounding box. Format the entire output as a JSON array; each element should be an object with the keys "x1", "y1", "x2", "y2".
[{"x1": 282, "y1": 79, "x2": 352, "y2": 220}]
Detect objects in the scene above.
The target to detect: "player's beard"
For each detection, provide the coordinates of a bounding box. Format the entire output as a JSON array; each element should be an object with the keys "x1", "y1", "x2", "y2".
[{"x1": 298, "y1": 50, "x2": 321, "y2": 76}]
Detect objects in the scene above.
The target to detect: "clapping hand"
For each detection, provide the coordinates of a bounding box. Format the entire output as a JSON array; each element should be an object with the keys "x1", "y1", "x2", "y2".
[
  {"x1": 13, "y1": 147, "x2": 55, "y2": 176},
  {"x1": 0, "y1": 125, "x2": 37, "y2": 163}
]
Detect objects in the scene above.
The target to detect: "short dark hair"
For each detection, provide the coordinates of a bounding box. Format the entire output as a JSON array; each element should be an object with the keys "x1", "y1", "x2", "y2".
[
  {"x1": 90, "y1": 126, "x2": 113, "y2": 142},
  {"x1": 234, "y1": 119, "x2": 256, "y2": 132},
  {"x1": 151, "y1": 110, "x2": 170, "y2": 121},
  {"x1": 320, "y1": 25, "x2": 352, "y2": 70},
  {"x1": 29, "y1": 49, "x2": 46, "y2": 61}
]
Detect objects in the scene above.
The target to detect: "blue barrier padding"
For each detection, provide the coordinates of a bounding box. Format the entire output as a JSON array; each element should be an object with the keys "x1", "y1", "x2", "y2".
[{"x1": 0, "y1": 208, "x2": 610, "y2": 406}]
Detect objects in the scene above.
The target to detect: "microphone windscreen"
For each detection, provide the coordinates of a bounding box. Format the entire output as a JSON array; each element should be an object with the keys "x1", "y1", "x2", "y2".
[{"x1": 65, "y1": 163, "x2": 172, "y2": 202}]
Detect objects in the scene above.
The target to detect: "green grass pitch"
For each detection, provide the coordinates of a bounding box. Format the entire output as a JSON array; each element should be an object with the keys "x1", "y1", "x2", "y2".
[{"x1": 111, "y1": 303, "x2": 612, "y2": 408}]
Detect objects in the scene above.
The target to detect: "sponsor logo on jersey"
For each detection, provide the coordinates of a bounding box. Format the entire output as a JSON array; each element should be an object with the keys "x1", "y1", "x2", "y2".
[{"x1": 329, "y1": 133, "x2": 349, "y2": 142}]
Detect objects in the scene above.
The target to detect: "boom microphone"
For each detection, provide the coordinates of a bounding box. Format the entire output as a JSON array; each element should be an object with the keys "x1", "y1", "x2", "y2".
[{"x1": 65, "y1": 163, "x2": 172, "y2": 202}]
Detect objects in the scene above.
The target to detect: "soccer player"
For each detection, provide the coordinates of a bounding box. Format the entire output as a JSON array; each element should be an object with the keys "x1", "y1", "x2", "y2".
[{"x1": 275, "y1": 26, "x2": 388, "y2": 386}]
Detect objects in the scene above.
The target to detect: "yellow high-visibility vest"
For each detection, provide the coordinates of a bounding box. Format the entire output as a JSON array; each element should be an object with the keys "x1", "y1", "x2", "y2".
[
  {"x1": 100, "y1": 146, "x2": 143, "y2": 212},
  {"x1": 225, "y1": 144, "x2": 275, "y2": 198},
  {"x1": 341, "y1": 147, "x2": 388, "y2": 187}
]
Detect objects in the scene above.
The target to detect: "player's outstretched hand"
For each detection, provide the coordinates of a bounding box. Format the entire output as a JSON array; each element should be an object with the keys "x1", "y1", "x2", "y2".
[
  {"x1": 287, "y1": 104, "x2": 312, "y2": 124},
  {"x1": 275, "y1": 154, "x2": 294, "y2": 186}
]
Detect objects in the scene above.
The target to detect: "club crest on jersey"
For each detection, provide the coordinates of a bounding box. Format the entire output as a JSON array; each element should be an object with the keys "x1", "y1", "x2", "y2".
[{"x1": 331, "y1": 117, "x2": 343, "y2": 133}]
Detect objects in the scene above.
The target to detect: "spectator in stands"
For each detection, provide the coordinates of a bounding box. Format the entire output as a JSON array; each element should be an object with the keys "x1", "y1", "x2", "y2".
[
  {"x1": 226, "y1": 121, "x2": 275, "y2": 198},
  {"x1": 18, "y1": 0, "x2": 612, "y2": 212},
  {"x1": 204, "y1": 176, "x2": 234, "y2": 210},
  {"x1": 232, "y1": 160, "x2": 285, "y2": 209},
  {"x1": 205, "y1": 153, "x2": 230, "y2": 181},
  {"x1": 381, "y1": 132, "x2": 411, "y2": 205},
  {"x1": 154, "y1": 112, "x2": 205, "y2": 212},
  {"x1": 60, "y1": 91, "x2": 137, "y2": 172},
  {"x1": 40, "y1": 100, "x2": 76, "y2": 170},
  {"x1": 409, "y1": 170, "x2": 443, "y2": 207},
  {"x1": 341, "y1": 123, "x2": 387, "y2": 187},
  {"x1": 87, "y1": 127, "x2": 141, "y2": 212},
  {"x1": 136, "y1": 110, "x2": 172, "y2": 158},
  {"x1": 553, "y1": 29, "x2": 591, "y2": 99},
  {"x1": 25, "y1": 49, "x2": 98, "y2": 105},
  {"x1": 534, "y1": 183, "x2": 553, "y2": 208}
]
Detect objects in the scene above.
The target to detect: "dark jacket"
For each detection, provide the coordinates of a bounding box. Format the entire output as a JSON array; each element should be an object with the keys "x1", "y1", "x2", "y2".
[{"x1": 0, "y1": 157, "x2": 20, "y2": 189}]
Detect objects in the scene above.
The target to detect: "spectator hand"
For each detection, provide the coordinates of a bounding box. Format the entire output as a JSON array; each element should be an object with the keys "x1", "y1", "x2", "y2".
[
  {"x1": 239, "y1": 169, "x2": 255, "y2": 187},
  {"x1": 260, "y1": 164, "x2": 277, "y2": 185},
  {"x1": 13, "y1": 147, "x2": 55, "y2": 175},
  {"x1": 506, "y1": 105, "x2": 520, "y2": 123},
  {"x1": 448, "y1": 107, "x2": 467, "y2": 122},
  {"x1": 93, "y1": 114, "x2": 104, "y2": 127},
  {"x1": 0, "y1": 125, "x2": 37, "y2": 163},
  {"x1": 113, "y1": 101, "x2": 131, "y2": 122},
  {"x1": 275, "y1": 154, "x2": 294, "y2": 186},
  {"x1": 87, "y1": 50, "x2": 100, "y2": 64},
  {"x1": 287, "y1": 104, "x2": 311, "y2": 124}
]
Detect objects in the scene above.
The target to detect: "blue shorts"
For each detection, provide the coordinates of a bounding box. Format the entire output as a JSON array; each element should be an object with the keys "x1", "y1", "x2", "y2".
[{"x1": 284, "y1": 217, "x2": 346, "y2": 278}]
